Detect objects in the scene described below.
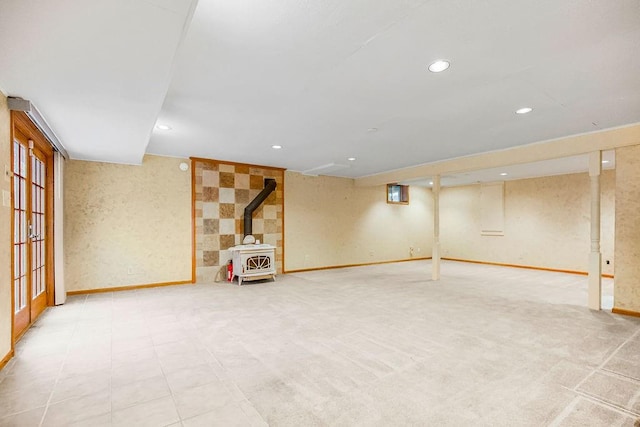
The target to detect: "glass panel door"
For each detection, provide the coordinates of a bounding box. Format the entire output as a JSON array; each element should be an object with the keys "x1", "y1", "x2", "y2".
[
  {"x1": 30, "y1": 146, "x2": 48, "y2": 320},
  {"x1": 11, "y1": 116, "x2": 52, "y2": 339},
  {"x1": 12, "y1": 136, "x2": 29, "y2": 336}
]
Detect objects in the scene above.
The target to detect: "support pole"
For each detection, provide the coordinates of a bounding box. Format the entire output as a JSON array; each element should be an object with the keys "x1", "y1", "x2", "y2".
[
  {"x1": 432, "y1": 175, "x2": 441, "y2": 281},
  {"x1": 588, "y1": 151, "x2": 602, "y2": 310}
]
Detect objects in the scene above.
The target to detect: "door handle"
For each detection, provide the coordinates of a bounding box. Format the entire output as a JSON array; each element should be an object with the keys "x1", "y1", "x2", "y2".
[{"x1": 27, "y1": 224, "x2": 40, "y2": 240}]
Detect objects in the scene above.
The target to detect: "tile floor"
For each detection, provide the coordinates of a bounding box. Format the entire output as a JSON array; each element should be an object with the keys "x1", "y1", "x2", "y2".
[{"x1": 0, "y1": 260, "x2": 639, "y2": 426}]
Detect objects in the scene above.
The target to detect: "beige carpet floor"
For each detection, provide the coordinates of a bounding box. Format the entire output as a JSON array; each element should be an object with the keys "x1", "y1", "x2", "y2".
[{"x1": 1, "y1": 260, "x2": 639, "y2": 426}]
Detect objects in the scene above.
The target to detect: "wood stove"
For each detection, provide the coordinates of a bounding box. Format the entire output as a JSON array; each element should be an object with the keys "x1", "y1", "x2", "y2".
[{"x1": 228, "y1": 244, "x2": 276, "y2": 285}]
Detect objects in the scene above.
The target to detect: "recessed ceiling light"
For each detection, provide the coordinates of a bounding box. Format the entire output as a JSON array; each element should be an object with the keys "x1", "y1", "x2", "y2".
[
  {"x1": 271, "y1": 145, "x2": 282, "y2": 149},
  {"x1": 429, "y1": 181, "x2": 434, "y2": 185},
  {"x1": 602, "y1": 160, "x2": 610, "y2": 164},
  {"x1": 155, "y1": 124, "x2": 172, "y2": 130},
  {"x1": 515, "y1": 107, "x2": 533, "y2": 114},
  {"x1": 428, "y1": 60, "x2": 450, "y2": 73},
  {"x1": 367, "y1": 128, "x2": 378, "y2": 133},
  {"x1": 347, "y1": 157, "x2": 356, "y2": 161},
  {"x1": 500, "y1": 172, "x2": 508, "y2": 176}
]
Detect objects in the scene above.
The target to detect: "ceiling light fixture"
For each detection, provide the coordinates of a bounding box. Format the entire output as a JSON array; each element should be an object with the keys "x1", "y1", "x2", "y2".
[
  {"x1": 515, "y1": 107, "x2": 533, "y2": 114},
  {"x1": 155, "y1": 124, "x2": 172, "y2": 130},
  {"x1": 429, "y1": 181, "x2": 434, "y2": 185},
  {"x1": 428, "y1": 60, "x2": 450, "y2": 73},
  {"x1": 500, "y1": 172, "x2": 508, "y2": 176},
  {"x1": 271, "y1": 145, "x2": 282, "y2": 149},
  {"x1": 602, "y1": 160, "x2": 610, "y2": 164},
  {"x1": 347, "y1": 157, "x2": 356, "y2": 161},
  {"x1": 367, "y1": 128, "x2": 378, "y2": 133}
]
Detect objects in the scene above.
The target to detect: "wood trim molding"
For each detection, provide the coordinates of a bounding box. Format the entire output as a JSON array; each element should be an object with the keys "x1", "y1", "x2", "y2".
[
  {"x1": 284, "y1": 257, "x2": 431, "y2": 274},
  {"x1": 14, "y1": 323, "x2": 31, "y2": 342},
  {"x1": 189, "y1": 156, "x2": 287, "y2": 172},
  {"x1": 441, "y1": 257, "x2": 614, "y2": 278},
  {"x1": 0, "y1": 349, "x2": 14, "y2": 372},
  {"x1": 12, "y1": 111, "x2": 54, "y2": 157},
  {"x1": 66, "y1": 280, "x2": 193, "y2": 296},
  {"x1": 612, "y1": 307, "x2": 640, "y2": 318}
]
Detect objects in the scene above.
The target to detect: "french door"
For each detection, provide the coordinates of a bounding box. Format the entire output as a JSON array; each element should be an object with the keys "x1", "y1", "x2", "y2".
[{"x1": 12, "y1": 112, "x2": 54, "y2": 339}]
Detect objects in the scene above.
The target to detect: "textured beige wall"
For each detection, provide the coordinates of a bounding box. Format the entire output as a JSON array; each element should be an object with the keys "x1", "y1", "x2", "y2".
[
  {"x1": 64, "y1": 155, "x2": 191, "y2": 291},
  {"x1": 441, "y1": 171, "x2": 615, "y2": 275},
  {"x1": 284, "y1": 171, "x2": 432, "y2": 271},
  {"x1": 0, "y1": 94, "x2": 11, "y2": 360},
  {"x1": 614, "y1": 145, "x2": 640, "y2": 312}
]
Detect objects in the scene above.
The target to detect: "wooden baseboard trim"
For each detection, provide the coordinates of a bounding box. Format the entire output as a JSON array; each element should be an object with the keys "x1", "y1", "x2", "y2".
[
  {"x1": 284, "y1": 257, "x2": 431, "y2": 274},
  {"x1": 612, "y1": 307, "x2": 640, "y2": 318},
  {"x1": 67, "y1": 280, "x2": 193, "y2": 296},
  {"x1": 441, "y1": 258, "x2": 614, "y2": 278},
  {"x1": 0, "y1": 349, "x2": 14, "y2": 372}
]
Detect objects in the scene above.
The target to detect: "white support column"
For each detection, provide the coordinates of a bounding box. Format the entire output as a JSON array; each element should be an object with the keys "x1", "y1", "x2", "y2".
[
  {"x1": 588, "y1": 151, "x2": 602, "y2": 310},
  {"x1": 432, "y1": 175, "x2": 441, "y2": 281}
]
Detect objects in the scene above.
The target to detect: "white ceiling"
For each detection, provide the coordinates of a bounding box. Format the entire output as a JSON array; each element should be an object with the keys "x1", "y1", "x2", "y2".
[
  {"x1": 0, "y1": 0, "x2": 197, "y2": 163},
  {"x1": 1, "y1": 0, "x2": 639, "y2": 178}
]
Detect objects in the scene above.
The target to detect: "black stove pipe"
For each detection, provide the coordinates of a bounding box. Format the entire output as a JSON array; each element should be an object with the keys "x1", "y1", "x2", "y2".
[{"x1": 244, "y1": 178, "x2": 277, "y2": 237}]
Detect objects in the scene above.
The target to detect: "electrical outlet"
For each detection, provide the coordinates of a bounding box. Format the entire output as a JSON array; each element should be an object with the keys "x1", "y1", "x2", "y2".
[
  {"x1": 127, "y1": 266, "x2": 135, "y2": 275},
  {"x1": 369, "y1": 250, "x2": 374, "y2": 257}
]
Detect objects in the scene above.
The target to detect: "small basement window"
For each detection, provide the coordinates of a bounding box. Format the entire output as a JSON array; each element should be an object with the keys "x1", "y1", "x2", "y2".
[{"x1": 387, "y1": 184, "x2": 409, "y2": 204}]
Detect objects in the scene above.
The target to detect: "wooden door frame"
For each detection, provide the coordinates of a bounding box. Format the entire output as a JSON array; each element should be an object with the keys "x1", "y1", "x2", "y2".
[{"x1": 10, "y1": 111, "x2": 55, "y2": 343}]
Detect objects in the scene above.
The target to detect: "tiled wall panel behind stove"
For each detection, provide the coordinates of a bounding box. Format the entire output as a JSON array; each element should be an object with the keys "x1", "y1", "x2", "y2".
[{"x1": 193, "y1": 159, "x2": 284, "y2": 282}]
